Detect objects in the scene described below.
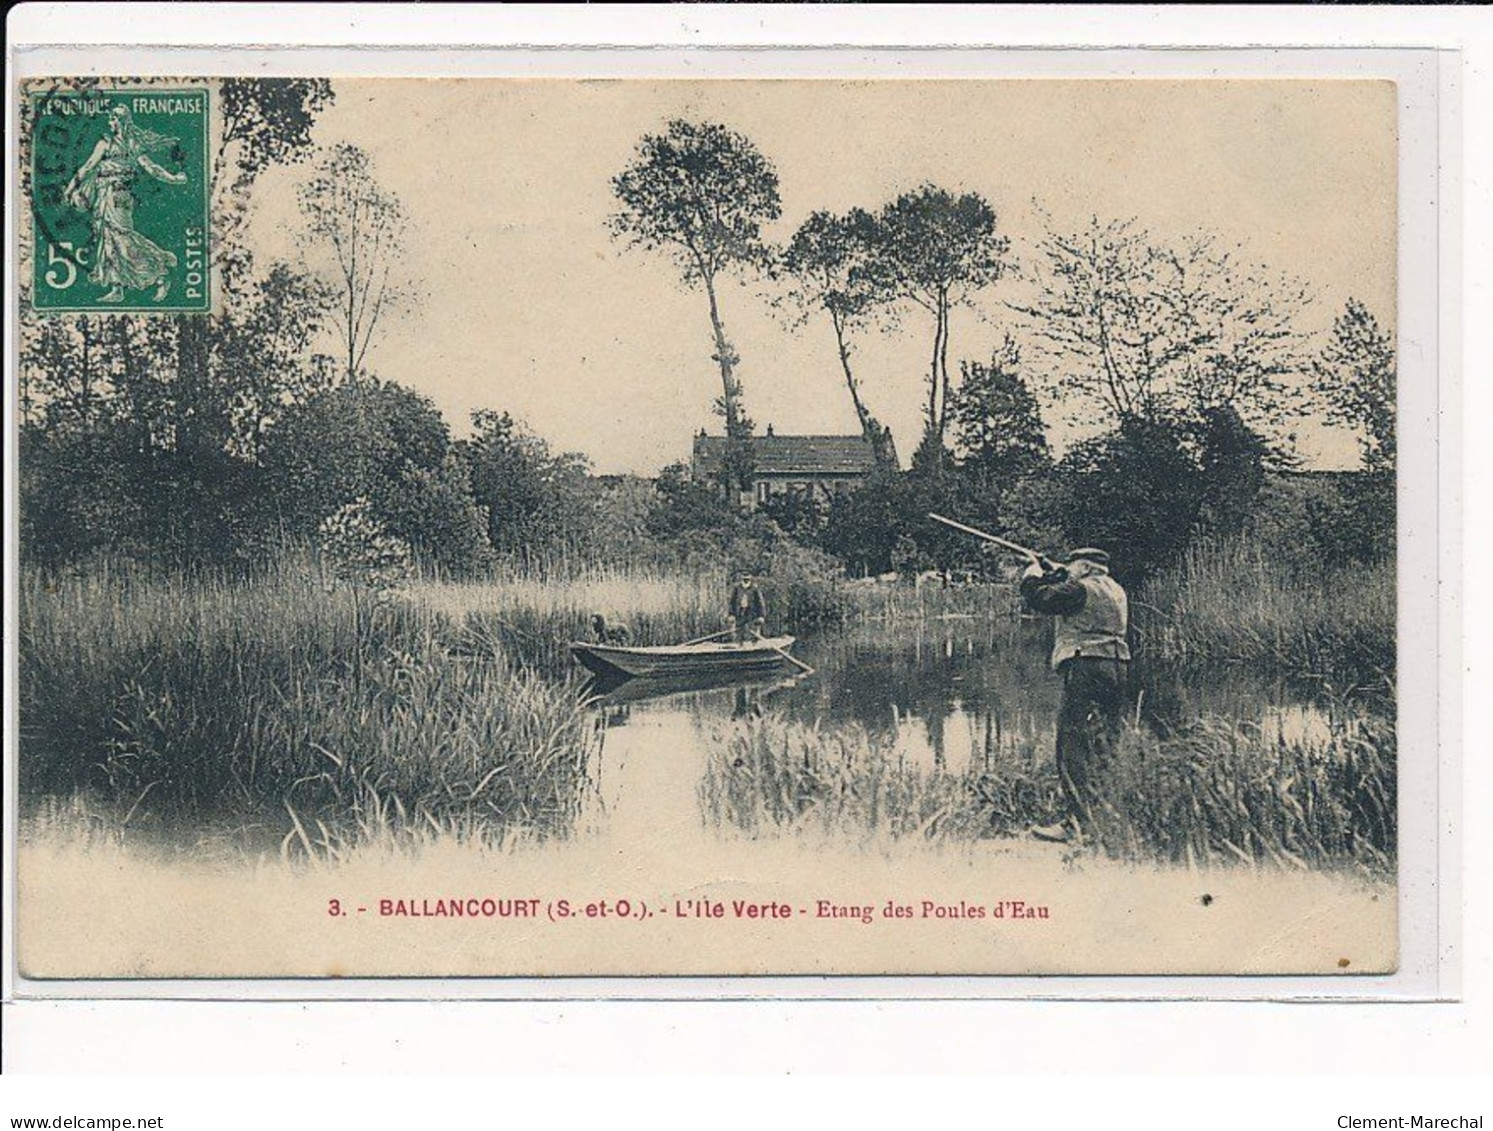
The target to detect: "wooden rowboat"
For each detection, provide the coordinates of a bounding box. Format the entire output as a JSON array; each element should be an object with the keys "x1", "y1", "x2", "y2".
[{"x1": 570, "y1": 635, "x2": 798, "y2": 680}]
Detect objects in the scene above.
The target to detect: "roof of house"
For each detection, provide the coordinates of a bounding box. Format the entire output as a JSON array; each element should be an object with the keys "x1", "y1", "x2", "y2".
[{"x1": 691, "y1": 433, "x2": 883, "y2": 477}]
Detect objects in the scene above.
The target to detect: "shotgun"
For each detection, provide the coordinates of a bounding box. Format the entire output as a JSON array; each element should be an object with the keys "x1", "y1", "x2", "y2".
[{"x1": 927, "y1": 513, "x2": 1061, "y2": 571}]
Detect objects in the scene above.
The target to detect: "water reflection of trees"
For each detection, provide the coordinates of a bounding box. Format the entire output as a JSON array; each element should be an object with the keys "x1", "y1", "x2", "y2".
[
  {"x1": 586, "y1": 620, "x2": 1359, "y2": 779},
  {"x1": 788, "y1": 620, "x2": 1061, "y2": 773},
  {"x1": 789, "y1": 620, "x2": 1352, "y2": 775}
]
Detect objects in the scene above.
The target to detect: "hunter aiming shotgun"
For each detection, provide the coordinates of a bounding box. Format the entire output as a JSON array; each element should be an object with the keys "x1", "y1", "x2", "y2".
[
  {"x1": 928, "y1": 513, "x2": 1062, "y2": 571},
  {"x1": 931, "y1": 510, "x2": 1132, "y2": 845}
]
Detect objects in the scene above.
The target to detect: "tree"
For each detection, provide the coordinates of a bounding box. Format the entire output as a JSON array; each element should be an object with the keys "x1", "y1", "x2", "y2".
[
  {"x1": 18, "y1": 79, "x2": 340, "y2": 569},
  {"x1": 1192, "y1": 405, "x2": 1271, "y2": 539},
  {"x1": 816, "y1": 471, "x2": 984, "y2": 578},
  {"x1": 462, "y1": 410, "x2": 595, "y2": 560},
  {"x1": 813, "y1": 473, "x2": 909, "y2": 578},
  {"x1": 297, "y1": 143, "x2": 412, "y2": 383},
  {"x1": 1316, "y1": 298, "x2": 1395, "y2": 474},
  {"x1": 1058, "y1": 415, "x2": 1204, "y2": 584},
  {"x1": 215, "y1": 263, "x2": 333, "y2": 460},
  {"x1": 174, "y1": 80, "x2": 335, "y2": 560},
  {"x1": 779, "y1": 208, "x2": 895, "y2": 467},
  {"x1": 609, "y1": 120, "x2": 782, "y2": 491},
  {"x1": 1312, "y1": 298, "x2": 1396, "y2": 562},
  {"x1": 1015, "y1": 214, "x2": 1313, "y2": 437},
  {"x1": 949, "y1": 336, "x2": 1051, "y2": 488},
  {"x1": 180, "y1": 78, "x2": 336, "y2": 444},
  {"x1": 17, "y1": 316, "x2": 107, "y2": 433},
  {"x1": 646, "y1": 462, "x2": 738, "y2": 540},
  {"x1": 216, "y1": 79, "x2": 338, "y2": 209},
  {"x1": 865, "y1": 186, "x2": 1009, "y2": 470},
  {"x1": 760, "y1": 486, "x2": 831, "y2": 541},
  {"x1": 262, "y1": 379, "x2": 489, "y2": 576}
]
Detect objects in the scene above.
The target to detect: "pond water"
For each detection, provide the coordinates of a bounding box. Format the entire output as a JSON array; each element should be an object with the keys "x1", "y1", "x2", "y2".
[{"x1": 582, "y1": 616, "x2": 1342, "y2": 829}]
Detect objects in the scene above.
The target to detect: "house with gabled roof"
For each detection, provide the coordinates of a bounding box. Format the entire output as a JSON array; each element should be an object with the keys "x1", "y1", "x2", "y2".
[{"x1": 690, "y1": 426, "x2": 893, "y2": 510}]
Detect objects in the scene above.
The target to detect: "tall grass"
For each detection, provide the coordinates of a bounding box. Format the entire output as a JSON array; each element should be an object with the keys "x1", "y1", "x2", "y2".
[
  {"x1": 411, "y1": 563, "x2": 726, "y2": 673},
  {"x1": 1086, "y1": 710, "x2": 1395, "y2": 871},
  {"x1": 19, "y1": 563, "x2": 597, "y2": 853},
  {"x1": 699, "y1": 716, "x2": 1060, "y2": 843},
  {"x1": 1139, "y1": 539, "x2": 1395, "y2": 688},
  {"x1": 702, "y1": 707, "x2": 1395, "y2": 872}
]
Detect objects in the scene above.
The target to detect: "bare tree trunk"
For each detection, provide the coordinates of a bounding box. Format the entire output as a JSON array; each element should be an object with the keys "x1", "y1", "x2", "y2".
[
  {"x1": 925, "y1": 306, "x2": 941, "y2": 439},
  {"x1": 172, "y1": 313, "x2": 213, "y2": 564},
  {"x1": 702, "y1": 271, "x2": 752, "y2": 496},
  {"x1": 78, "y1": 317, "x2": 94, "y2": 426},
  {"x1": 345, "y1": 278, "x2": 358, "y2": 384},
  {"x1": 831, "y1": 308, "x2": 882, "y2": 457},
  {"x1": 920, "y1": 299, "x2": 949, "y2": 473},
  {"x1": 703, "y1": 272, "x2": 739, "y2": 431},
  {"x1": 174, "y1": 315, "x2": 208, "y2": 452},
  {"x1": 936, "y1": 293, "x2": 952, "y2": 441}
]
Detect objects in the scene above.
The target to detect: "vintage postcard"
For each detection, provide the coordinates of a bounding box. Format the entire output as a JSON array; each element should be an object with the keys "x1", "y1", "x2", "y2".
[{"x1": 12, "y1": 75, "x2": 1403, "y2": 982}]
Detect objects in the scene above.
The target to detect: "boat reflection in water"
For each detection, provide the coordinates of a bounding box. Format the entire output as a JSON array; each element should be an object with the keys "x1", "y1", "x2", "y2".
[
  {"x1": 585, "y1": 669, "x2": 803, "y2": 743},
  {"x1": 579, "y1": 665, "x2": 806, "y2": 710}
]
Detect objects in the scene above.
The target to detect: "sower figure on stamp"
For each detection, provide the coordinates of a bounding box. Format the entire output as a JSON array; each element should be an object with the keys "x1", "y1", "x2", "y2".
[
  {"x1": 726, "y1": 568, "x2": 767, "y2": 644},
  {"x1": 64, "y1": 105, "x2": 188, "y2": 304},
  {"x1": 1019, "y1": 547, "x2": 1131, "y2": 844}
]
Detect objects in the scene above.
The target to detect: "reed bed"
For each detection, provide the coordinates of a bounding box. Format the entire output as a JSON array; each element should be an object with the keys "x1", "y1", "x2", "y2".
[
  {"x1": 1085, "y1": 710, "x2": 1396, "y2": 871},
  {"x1": 700, "y1": 716, "x2": 1063, "y2": 845},
  {"x1": 411, "y1": 555, "x2": 852, "y2": 672},
  {"x1": 1139, "y1": 539, "x2": 1395, "y2": 688},
  {"x1": 19, "y1": 565, "x2": 598, "y2": 855},
  {"x1": 701, "y1": 706, "x2": 1395, "y2": 872}
]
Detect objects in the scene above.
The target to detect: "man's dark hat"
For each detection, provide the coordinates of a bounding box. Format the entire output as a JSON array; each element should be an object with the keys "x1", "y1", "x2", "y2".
[{"x1": 1068, "y1": 547, "x2": 1110, "y2": 566}]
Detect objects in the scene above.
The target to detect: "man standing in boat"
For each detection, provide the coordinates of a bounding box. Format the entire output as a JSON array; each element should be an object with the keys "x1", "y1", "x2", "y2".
[
  {"x1": 726, "y1": 568, "x2": 768, "y2": 644},
  {"x1": 1019, "y1": 547, "x2": 1131, "y2": 844}
]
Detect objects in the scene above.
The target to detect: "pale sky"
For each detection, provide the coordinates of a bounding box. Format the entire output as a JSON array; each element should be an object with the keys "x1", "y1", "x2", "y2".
[{"x1": 246, "y1": 79, "x2": 1397, "y2": 474}]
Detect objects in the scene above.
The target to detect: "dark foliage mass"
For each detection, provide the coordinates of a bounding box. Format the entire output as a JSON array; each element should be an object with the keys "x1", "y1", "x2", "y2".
[{"x1": 1058, "y1": 416, "x2": 1204, "y2": 585}]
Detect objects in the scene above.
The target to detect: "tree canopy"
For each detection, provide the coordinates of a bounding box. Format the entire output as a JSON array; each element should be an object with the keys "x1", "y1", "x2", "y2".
[
  {"x1": 779, "y1": 208, "x2": 893, "y2": 465},
  {"x1": 949, "y1": 336, "x2": 1050, "y2": 487},
  {"x1": 610, "y1": 119, "x2": 782, "y2": 488},
  {"x1": 297, "y1": 143, "x2": 412, "y2": 383},
  {"x1": 863, "y1": 185, "x2": 1009, "y2": 468},
  {"x1": 1316, "y1": 298, "x2": 1396, "y2": 474},
  {"x1": 609, "y1": 119, "x2": 781, "y2": 285},
  {"x1": 1014, "y1": 214, "x2": 1314, "y2": 436}
]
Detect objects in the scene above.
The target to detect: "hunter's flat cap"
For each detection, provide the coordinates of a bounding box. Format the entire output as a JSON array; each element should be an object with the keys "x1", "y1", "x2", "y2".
[{"x1": 1068, "y1": 547, "x2": 1111, "y2": 565}]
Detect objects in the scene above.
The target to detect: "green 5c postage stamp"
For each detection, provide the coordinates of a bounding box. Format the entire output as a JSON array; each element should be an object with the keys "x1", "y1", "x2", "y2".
[{"x1": 29, "y1": 86, "x2": 210, "y2": 312}]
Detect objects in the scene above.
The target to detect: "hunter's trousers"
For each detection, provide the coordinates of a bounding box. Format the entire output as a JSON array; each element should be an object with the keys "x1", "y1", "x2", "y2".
[{"x1": 1055, "y1": 656, "x2": 1130, "y2": 822}]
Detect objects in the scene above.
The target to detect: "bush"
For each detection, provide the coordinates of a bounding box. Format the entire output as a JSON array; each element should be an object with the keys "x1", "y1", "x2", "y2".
[
  {"x1": 1058, "y1": 415, "x2": 1204, "y2": 585},
  {"x1": 317, "y1": 498, "x2": 416, "y2": 592},
  {"x1": 263, "y1": 379, "x2": 495, "y2": 577}
]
